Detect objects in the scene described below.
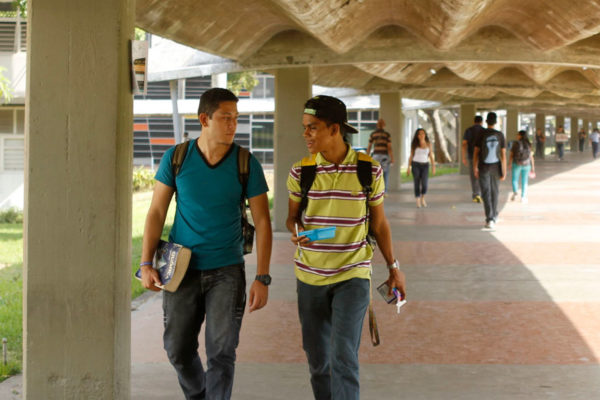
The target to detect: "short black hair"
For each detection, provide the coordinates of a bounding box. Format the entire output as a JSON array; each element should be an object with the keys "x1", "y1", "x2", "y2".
[
  {"x1": 486, "y1": 112, "x2": 497, "y2": 125},
  {"x1": 198, "y1": 88, "x2": 238, "y2": 118},
  {"x1": 474, "y1": 115, "x2": 483, "y2": 123}
]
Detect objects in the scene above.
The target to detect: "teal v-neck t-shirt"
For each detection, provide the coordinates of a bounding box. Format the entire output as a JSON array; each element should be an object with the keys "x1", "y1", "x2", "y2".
[{"x1": 155, "y1": 140, "x2": 269, "y2": 270}]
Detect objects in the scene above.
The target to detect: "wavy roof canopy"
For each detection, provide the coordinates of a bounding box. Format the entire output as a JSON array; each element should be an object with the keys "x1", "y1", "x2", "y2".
[{"x1": 136, "y1": 0, "x2": 600, "y2": 116}]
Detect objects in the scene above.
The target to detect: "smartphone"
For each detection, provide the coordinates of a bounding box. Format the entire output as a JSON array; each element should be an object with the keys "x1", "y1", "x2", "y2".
[{"x1": 377, "y1": 281, "x2": 397, "y2": 304}]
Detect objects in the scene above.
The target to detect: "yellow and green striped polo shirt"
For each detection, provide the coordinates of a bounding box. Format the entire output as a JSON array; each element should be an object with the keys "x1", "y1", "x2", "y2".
[{"x1": 287, "y1": 147, "x2": 385, "y2": 286}]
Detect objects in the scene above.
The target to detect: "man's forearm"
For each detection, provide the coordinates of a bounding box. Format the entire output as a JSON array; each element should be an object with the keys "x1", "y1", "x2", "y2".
[
  {"x1": 141, "y1": 211, "x2": 167, "y2": 262},
  {"x1": 254, "y1": 218, "x2": 272, "y2": 276}
]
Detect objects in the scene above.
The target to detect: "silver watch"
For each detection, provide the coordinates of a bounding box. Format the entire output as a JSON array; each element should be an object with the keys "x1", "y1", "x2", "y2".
[{"x1": 387, "y1": 259, "x2": 400, "y2": 270}]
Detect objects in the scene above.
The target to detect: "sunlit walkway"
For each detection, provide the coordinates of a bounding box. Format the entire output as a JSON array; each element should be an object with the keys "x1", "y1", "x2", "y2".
[
  {"x1": 2, "y1": 152, "x2": 599, "y2": 399},
  {"x1": 128, "y1": 151, "x2": 600, "y2": 399}
]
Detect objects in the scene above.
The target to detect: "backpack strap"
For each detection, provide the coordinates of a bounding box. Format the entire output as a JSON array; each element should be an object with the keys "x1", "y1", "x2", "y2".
[
  {"x1": 237, "y1": 144, "x2": 250, "y2": 201},
  {"x1": 298, "y1": 154, "x2": 317, "y2": 219},
  {"x1": 171, "y1": 139, "x2": 191, "y2": 193},
  {"x1": 171, "y1": 140, "x2": 191, "y2": 178}
]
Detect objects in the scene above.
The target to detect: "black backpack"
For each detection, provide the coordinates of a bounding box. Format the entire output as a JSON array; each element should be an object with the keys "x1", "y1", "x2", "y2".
[
  {"x1": 514, "y1": 140, "x2": 531, "y2": 164},
  {"x1": 171, "y1": 140, "x2": 254, "y2": 255},
  {"x1": 297, "y1": 152, "x2": 376, "y2": 248}
]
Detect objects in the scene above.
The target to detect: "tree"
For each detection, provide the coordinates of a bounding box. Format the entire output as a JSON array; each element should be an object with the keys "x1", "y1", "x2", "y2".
[
  {"x1": 227, "y1": 71, "x2": 259, "y2": 95},
  {"x1": 12, "y1": 0, "x2": 26, "y2": 17},
  {"x1": 0, "y1": 67, "x2": 13, "y2": 103}
]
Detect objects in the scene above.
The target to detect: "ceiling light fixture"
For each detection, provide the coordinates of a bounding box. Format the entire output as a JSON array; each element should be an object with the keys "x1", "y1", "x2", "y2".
[{"x1": 430, "y1": 68, "x2": 437, "y2": 75}]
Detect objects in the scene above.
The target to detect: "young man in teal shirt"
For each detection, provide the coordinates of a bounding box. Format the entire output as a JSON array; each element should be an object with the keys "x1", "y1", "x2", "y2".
[{"x1": 140, "y1": 88, "x2": 272, "y2": 399}]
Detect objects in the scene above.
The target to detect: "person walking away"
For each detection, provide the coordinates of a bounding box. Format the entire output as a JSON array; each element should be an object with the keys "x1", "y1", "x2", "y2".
[
  {"x1": 535, "y1": 128, "x2": 546, "y2": 160},
  {"x1": 590, "y1": 128, "x2": 600, "y2": 159},
  {"x1": 473, "y1": 112, "x2": 507, "y2": 230},
  {"x1": 555, "y1": 125, "x2": 567, "y2": 161},
  {"x1": 140, "y1": 88, "x2": 273, "y2": 400},
  {"x1": 462, "y1": 115, "x2": 484, "y2": 203},
  {"x1": 367, "y1": 118, "x2": 394, "y2": 192},
  {"x1": 509, "y1": 130, "x2": 535, "y2": 204},
  {"x1": 579, "y1": 128, "x2": 587, "y2": 152},
  {"x1": 407, "y1": 128, "x2": 436, "y2": 208},
  {"x1": 286, "y1": 95, "x2": 406, "y2": 400}
]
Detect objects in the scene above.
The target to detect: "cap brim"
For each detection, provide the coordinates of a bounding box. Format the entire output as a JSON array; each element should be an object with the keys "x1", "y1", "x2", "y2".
[{"x1": 344, "y1": 122, "x2": 359, "y2": 134}]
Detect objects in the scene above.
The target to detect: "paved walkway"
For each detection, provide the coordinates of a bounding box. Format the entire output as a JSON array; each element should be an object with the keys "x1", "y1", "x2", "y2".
[{"x1": 2, "y1": 151, "x2": 599, "y2": 399}]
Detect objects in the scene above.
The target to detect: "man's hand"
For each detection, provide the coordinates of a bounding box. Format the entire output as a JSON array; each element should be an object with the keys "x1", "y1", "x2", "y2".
[
  {"x1": 248, "y1": 280, "x2": 268, "y2": 312},
  {"x1": 462, "y1": 158, "x2": 468, "y2": 166},
  {"x1": 473, "y1": 168, "x2": 479, "y2": 179},
  {"x1": 140, "y1": 265, "x2": 162, "y2": 292},
  {"x1": 386, "y1": 268, "x2": 406, "y2": 300}
]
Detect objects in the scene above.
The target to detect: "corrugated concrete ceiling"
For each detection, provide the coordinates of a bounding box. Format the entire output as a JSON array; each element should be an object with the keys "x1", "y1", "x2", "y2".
[{"x1": 136, "y1": 0, "x2": 600, "y2": 116}]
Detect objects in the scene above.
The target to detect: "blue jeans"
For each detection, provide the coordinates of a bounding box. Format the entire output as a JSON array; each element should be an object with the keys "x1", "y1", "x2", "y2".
[
  {"x1": 478, "y1": 164, "x2": 501, "y2": 223},
  {"x1": 556, "y1": 142, "x2": 564, "y2": 159},
  {"x1": 411, "y1": 161, "x2": 429, "y2": 197},
  {"x1": 297, "y1": 278, "x2": 370, "y2": 400},
  {"x1": 511, "y1": 163, "x2": 531, "y2": 198},
  {"x1": 468, "y1": 158, "x2": 481, "y2": 198},
  {"x1": 163, "y1": 264, "x2": 246, "y2": 400}
]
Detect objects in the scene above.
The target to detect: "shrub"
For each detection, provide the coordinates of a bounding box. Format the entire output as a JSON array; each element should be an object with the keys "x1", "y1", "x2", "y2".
[
  {"x1": 133, "y1": 167, "x2": 155, "y2": 192},
  {"x1": 0, "y1": 208, "x2": 23, "y2": 224}
]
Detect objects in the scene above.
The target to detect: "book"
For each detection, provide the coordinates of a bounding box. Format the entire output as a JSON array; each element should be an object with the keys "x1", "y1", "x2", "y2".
[{"x1": 135, "y1": 240, "x2": 191, "y2": 292}]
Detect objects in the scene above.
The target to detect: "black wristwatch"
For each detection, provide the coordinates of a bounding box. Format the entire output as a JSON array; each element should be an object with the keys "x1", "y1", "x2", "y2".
[{"x1": 255, "y1": 274, "x2": 272, "y2": 286}]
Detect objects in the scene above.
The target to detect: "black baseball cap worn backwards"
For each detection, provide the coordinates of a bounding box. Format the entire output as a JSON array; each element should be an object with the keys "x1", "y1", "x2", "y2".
[{"x1": 304, "y1": 95, "x2": 359, "y2": 134}]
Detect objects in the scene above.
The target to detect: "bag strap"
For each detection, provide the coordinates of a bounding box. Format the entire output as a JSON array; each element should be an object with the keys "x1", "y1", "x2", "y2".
[
  {"x1": 298, "y1": 155, "x2": 317, "y2": 219},
  {"x1": 171, "y1": 140, "x2": 191, "y2": 179},
  {"x1": 171, "y1": 139, "x2": 192, "y2": 195},
  {"x1": 237, "y1": 145, "x2": 252, "y2": 227},
  {"x1": 368, "y1": 279, "x2": 380, "y2": 346}
]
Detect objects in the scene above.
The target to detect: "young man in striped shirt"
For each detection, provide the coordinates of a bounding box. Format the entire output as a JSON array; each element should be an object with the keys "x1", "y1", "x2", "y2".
[{"x1": 286, "y1": 95, "x2": 406, "y2": 400}]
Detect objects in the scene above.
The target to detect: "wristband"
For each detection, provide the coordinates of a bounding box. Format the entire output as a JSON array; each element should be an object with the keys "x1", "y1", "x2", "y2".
[
  {"x1": 387, "y1": 259, "x2": 400, "y2": 271},
  {"x1": 139, "y1": 261, "x2": 153, "y2": 267}
]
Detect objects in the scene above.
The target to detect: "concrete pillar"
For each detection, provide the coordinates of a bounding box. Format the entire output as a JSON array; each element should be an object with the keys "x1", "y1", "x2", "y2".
[
  {"x1": 379, "y1": 92, "x2": 403, "y2": 191},
  {"x1": 506, "y1": 109, "x2": 519, "y2": 143},
  {"x1": 459, "y1": 104, "x2": 476, "y2": 175},
  {"x1": 535, "y1": 113, "x2": 546, "y2": 157},
  {"x1": 273, "y1": 67, "x2": 311, "y2": 231},
  {"x1": 170, "y1": 79, "x2": 184, "y2": 144},
  {"x1": 25, "y1": 0, "x2": 133, "y2": 398},
  {"x1": 570, "y1": 116, "x2": 579, "y2": 151}
]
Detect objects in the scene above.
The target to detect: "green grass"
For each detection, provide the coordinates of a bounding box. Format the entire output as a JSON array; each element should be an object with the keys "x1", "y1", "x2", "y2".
[
  {"x1": 0, "y1": 191, "x2": 176, "y2": 381},
  {"x1": 0, "y1": 263, "x2": 22, "y2": 380}
]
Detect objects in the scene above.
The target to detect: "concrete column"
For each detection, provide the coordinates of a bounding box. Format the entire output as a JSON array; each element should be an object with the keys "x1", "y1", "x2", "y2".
[
  {"x1": 570, "y1": 116, "x2": 579, "y2": 151},
  {"x1": 459, "y1": 104, "x2": 476, "y2": 175},
  {"x1": 506, "y1": 108, "x2": 519, "y2": 143},
  {"x1": 379, "y1": 92, "x2": 403, "y2": 191},
  {"x1": 25, "y1": 0, "x2": 133, "y2": 398},
  {"x1": 535, "y1": 113, "x2": 546, "y2": 157},
  {"x1": 170, "y1": 79, "x2": 183, "y2": 144},
  {"x1": 273, "y1": 67, "x2": 311, "y2": 231}
]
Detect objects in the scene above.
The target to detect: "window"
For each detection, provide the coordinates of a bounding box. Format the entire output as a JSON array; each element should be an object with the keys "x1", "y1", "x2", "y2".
[
  {"x1": 3, "y1": 137, "x2": 24, "y2": 170},
  {"x1": 0, "y1": 108, "x2": 25, "y2": 171}
]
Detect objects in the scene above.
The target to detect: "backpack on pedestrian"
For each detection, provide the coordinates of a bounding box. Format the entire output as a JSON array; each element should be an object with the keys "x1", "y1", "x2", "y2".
[{"x1": 514, "y1": 139, "x2": 531, "y2": 165}]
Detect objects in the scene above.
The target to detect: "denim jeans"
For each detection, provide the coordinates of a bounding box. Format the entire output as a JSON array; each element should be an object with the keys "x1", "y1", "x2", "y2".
[
  {"x1": 163, "y1": 264, "x2": 246, "y2": 400},
  {"x1": 511, "y1": 163, "x2": 531, "y2": 198},
  {"x1": 411, "y1": 161, "x2": 429, "y2": 197},
  {"x1": 556, "y1": 143, "x2": 564, "y2": 159},
  {"x1": 593, "y1": 142, "x2": 599, "y2": 159},
  {"x1": 478, "y1": 164, "x2": 501, "y2": 223},
  {"x1": 297, "y1": 278, "x2": 370, "y2": 400},
  {"x1": 535, "y1": 141, "x2": 545, "y2": 159},
  {"x1": 468, "y1": 158, "x2": 481, "y2": 198}
]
